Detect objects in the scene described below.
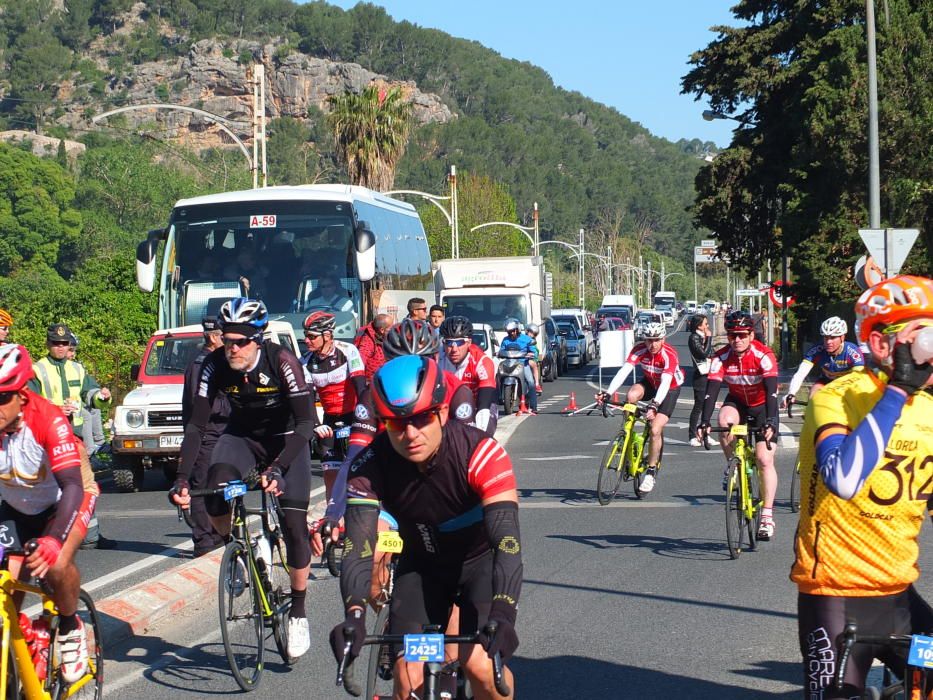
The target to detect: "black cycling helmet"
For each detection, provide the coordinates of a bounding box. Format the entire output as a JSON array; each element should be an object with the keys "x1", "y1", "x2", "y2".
[
  {"x1": 382, "y1": 319, "x2": 439, "y2": 359},
  {"x1": 439, "y1": 315, "x2": 472, "y2": 339},
  {"x1": 724, "y1": 311, "x2": 754, "y2": 332}
]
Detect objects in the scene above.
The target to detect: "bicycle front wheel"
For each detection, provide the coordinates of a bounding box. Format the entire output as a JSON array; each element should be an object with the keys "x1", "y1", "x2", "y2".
[
  {"x1": 596, "y1": 430, "x2": 628, "y2": 505},
  {"x1": 219, "y1": 541, "x2": 265, "y2": 690},
  {"x1": 747, "y1": 464, "x2": 761, "y2": 550},
  {"x1": 268, "y1": 532, "x2": 294, "y2": 665},
  {"x1": 365, "y1": 603, "x2": 393, "y2": 700},
  {"x1": 790, "y1": 461, "x2": 800, "y2": 513},
  {"x1": 724, "y1": 462, "x2": 747, "y2": 559},
  {"x1": 52, "y1": 589, "x2": 103, "y2": 700}
]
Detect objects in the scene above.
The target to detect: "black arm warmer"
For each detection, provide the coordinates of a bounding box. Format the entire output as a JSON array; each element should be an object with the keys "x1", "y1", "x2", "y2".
[
  {"x1": 351, "y1": 375, "x2": 367, "y2": 400},
  {"x1": 273, "y1": 389, "x2": 316, "y2": 470},
  {"x1": 477, "y1": 386, "x2": 498, "y2": 413},
  {"x1": 47, "y1": 466, "x2": 85, "y2": 542},
  {"x1": 340, "y1": 503, "x2": 379, "y2": 610},
  {"x1": 764, "y1": 375, "x2": 779, "y2": 422},
  {"x1": 701, "y1": 379, "x2": 722, "y2": 424},
  {"x1": 484, "y1": 501, "x2": 523, "y2": 619},
  {"x1": 177, "y1": 422, "x2": 204, "y2": 482}
]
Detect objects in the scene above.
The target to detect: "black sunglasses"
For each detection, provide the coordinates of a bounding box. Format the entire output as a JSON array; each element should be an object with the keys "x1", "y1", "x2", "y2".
[
  {"x1": 0, "y1": 391, "x2": 17, "y2": 406},
  {"x1": 223, "y1": 336, "x2": 255, "y2": 348}
]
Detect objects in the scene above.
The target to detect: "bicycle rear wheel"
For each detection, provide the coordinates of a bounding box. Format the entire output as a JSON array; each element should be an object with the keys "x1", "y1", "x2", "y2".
[
  {"x1": 790, "y1": 461, "x2": 800, "y2": 513},
  {"x1": 365, "y1": 603, "x2": 393, "y2": 700},
  {"x1": 596, "y1": 431, "x2": 628, "y2": 505},
  {"x1": 218, "y1": 541, "x2": 264, "y2": 690},
  {"x1": 267, "y1": 531, "x2": 294, "y2": 665},
  {"x1": 52, "y1": 589, "x2": 103, "y2": 700},
  {"x1": 724, "y1": 462, "x2": 747, "y2": 559}
]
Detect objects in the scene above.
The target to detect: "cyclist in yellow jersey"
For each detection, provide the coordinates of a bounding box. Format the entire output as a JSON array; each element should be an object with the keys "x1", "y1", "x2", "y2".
[{"x1": 791, "y1": 274, "x2": 933, "y2": 699}]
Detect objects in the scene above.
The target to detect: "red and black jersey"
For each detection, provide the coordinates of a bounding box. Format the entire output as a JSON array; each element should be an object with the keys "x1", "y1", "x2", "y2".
[
  {"x1": 624, "y1": 342, "x2": 684, "y2": 390},
  {"x1": 346, "y1": 420, "x2": 515, "y2": 561},
  {"x1": 303, "y1": 340, "x2": 366, "y2": 415},
  {"x1": 707, "y1": 340, "x2": 778, "y2": 407},
  {"x1": 439, "y1": 344, "x2": 497, "y2": 398}
]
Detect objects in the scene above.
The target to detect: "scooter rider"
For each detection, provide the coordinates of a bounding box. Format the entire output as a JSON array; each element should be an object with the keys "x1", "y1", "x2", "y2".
[{"x1": 498, "y1": 319, "x2": 537, "y2": 414}]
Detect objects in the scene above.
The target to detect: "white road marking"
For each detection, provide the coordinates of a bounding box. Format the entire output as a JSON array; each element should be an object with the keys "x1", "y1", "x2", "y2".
[
  {"x1": 519, "y1": 501, "x2": 693, "y2": 509},
  {"x1": 523, "y1": 455, "x2": 596, "y2": 461},
  {"x1": 779, "y1": 422, "x2": 798, "y2": 449}
]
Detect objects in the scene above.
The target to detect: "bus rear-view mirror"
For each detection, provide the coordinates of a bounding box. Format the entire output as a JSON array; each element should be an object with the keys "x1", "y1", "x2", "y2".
[{"x1": 354, "y1": 221, "x2": 376, "y2": 282}]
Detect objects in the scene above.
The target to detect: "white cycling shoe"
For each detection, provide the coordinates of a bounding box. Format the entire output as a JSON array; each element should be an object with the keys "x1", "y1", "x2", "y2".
[
  {"x1": 639, "y1": 469, "x2": 657, "y2": 494},
  {"x1": 757, "y1": 519, "x2": 775, "y2": 541},
  {"x1": 58, "y1": 619, "x2": 90, "y2": 683},
  {"x1": 287, "y1": 616, "x2": 311, "y2": 659}
]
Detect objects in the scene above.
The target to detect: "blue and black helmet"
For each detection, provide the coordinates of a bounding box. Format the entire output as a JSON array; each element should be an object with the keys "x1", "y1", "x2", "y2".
[{"x1": 219, "y1": 298, "x2": 268, "y2": 337}]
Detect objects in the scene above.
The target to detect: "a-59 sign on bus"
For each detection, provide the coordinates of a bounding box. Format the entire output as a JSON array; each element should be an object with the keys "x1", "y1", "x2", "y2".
[{"x1": 249, "y1": 214, "x2": 277, "y2": 228}]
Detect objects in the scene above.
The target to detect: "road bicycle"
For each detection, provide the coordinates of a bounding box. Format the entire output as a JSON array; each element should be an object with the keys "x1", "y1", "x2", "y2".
[
  {"x1": 321, "y1": 422, "x2": 352, "y2": 577},
  {"x1": 595, "y1": 399, "x2": 661, "y2": 504},
  {"x1": 704, "y1": 421, "x2": 772, "y2": 559},
  {"x1": 835, "y1": 621, "x2": 932, "y2": 699},
  {"x1": 0, "y1": 544, "x2": 103, "y2": 699},
  {"x1": 785, "y1": 398, "x2": 808, "y2": 513},
  {"x1": 337, "y1": 621, "x2": 510, "y2": 699},
  {"x1": 188, "y1": 479, "x2": 292, "y2": 691}
]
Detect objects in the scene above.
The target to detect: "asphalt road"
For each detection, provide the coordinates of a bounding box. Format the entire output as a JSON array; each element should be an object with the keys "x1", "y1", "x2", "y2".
[{"x1": 98, "y1": 321, "x2": 933, "y2": 698}]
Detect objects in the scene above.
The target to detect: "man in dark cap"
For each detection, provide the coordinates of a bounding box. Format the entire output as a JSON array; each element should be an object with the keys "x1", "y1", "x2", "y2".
[{"x1": 180, "y1": 317, "x2": 227, "y2": 556}]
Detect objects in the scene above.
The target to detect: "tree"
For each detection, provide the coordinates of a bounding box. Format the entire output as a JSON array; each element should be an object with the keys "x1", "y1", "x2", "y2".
[
  {"x1": 327, "y1": 84, "x2": 413, "y2": 191},
  {"x1": 7, "y1": 28, "x2": 72, "y2": 132},
  {"x1": 682, "y1": 0, "x2": 932, "y2": 323},
  {"x1": 266, "y1": 117, "x2": 328, "y2": 185}
]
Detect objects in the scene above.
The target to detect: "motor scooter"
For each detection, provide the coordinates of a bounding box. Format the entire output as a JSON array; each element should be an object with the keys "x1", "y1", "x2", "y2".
[{"x1": 497, "y1": 348, "x2": 528, "y2": 416}]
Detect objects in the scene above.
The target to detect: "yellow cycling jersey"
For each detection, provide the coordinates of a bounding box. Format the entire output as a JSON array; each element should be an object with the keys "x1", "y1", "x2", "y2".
[{"x1": 791, "y1": 369, "x2": 933, "y2": 596}]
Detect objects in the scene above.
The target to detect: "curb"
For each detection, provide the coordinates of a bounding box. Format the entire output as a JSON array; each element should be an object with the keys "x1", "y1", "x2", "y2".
[{"x1": 96, "y1": 424, "x2": 521, "y2": 649}]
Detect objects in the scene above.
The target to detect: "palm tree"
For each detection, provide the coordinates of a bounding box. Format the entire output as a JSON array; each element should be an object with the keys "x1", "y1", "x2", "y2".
[{"x1": 327, "y1": 84, "x2": 413, "y2": 191}]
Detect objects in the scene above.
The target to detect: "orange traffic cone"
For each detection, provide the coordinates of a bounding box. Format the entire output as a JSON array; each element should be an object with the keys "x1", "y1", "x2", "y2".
[
  {"x1": 517, "y1": 393, "x2": 528, "y2": 415},
  {"x1": 613, "y1": 392, "x2": 619, "y2": 403},
  {"x1": 563, "y1": 392, "x2": 578, "y2": 412}
]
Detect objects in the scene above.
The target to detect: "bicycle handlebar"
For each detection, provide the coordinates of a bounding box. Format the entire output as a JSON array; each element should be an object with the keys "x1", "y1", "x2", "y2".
[
  {"x1": 336, "y1": 622, "x2": 511, "y2": 697},
  {"x1": 833, "y1": 622, "x2": 916, "y2": 690},
  {"x1": 704, "y1": 424, "x2": 774, "y2": 450},
  {"x1": 786, "y1": 397, "x2": 809, "y2": 419}
]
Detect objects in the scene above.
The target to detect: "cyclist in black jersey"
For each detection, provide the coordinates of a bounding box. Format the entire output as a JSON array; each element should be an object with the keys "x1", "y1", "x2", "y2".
[
  {"x1": 170, "y1": 298, "x2": 317, "y2": 660},
  {"x1": 329, "y1": 355, "x2": 521, "y2": 700}
]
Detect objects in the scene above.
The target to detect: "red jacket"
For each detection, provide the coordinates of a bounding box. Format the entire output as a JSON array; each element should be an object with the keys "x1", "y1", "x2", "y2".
[{"x1": 354, "y1": 323, "x2": 386, "y2": 385}]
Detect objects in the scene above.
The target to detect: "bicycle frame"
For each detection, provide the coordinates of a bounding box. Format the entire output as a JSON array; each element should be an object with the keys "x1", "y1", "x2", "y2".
[
  {"x1": 730, "y1": 425, "x2": 758, "y2": 521},
  {"x1": 0, "y1": 568, "x2": 95, "y2": 700},
  {"x1": 228, "y1": 492, "x2": 288, "y2": 623},
  {"x1": 606, "y1": 402, "x2": 651, "y2": 477}
]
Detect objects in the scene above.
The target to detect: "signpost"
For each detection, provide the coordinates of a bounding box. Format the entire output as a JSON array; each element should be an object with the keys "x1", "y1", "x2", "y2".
[
  {"x1": 694, "y1": 241, "x2": 719, "y2": 302},
  {"x1": 769, "y1": 280, "x2": 795, "y2": 308},
  {"x1": 858, "y1": 228, "x2": 920, "y2": 278}
]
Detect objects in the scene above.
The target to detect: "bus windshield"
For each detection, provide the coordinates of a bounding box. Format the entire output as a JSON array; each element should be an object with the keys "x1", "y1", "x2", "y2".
[
  {"x1": 443, "y1": 295, "x2": 528, "y2": 331},
  {"x1": 171, "y1": 200, "x2": 360, "y2": 337}
]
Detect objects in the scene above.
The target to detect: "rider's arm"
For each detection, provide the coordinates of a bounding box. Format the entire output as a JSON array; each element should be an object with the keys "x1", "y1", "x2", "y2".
[
  {"x1": 474, "y1": 354, "x2": 498, "y2": 433},
  {"x1": 700, "y1": 355, "x2": 725, "y2": 424},
  {"x1": 653, "y1": 373, "x2": 673, "y2": 406},
  {"x1": 340, "y1": 454, "x2": 383, "y2": 610},
  {"x1": 604, "y1": 362, "x2": 635, "y2": 396},
  {"x1": 38, "y1": 408, "x2": 87, "y2": 542},
  {"x1": 764, "y1": 375, "x2": 779, "y2": 422},
  {"x1": 814, "y1": 385, "x2": 908, "y2": 500},
  {"x1": 177, "y1": 351, "x2": 220, "y2": 481},
  {"x1": 269, "y1": 351, "x2": 317, "y2": 471},
  {"x1": 324, "y1": 442, "x2": 369, "y2": 522},
  {"x1": 786, "y1": 360, "x2": 814, "y2": 397},
  {"x1": 47, "y1": 465, "x2": 86, "y2": 542}
]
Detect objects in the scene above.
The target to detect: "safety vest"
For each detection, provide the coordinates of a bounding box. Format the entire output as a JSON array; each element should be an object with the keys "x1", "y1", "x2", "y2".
[{"x1": 32, "y1": 357, "x2": 87, "y2": 429}]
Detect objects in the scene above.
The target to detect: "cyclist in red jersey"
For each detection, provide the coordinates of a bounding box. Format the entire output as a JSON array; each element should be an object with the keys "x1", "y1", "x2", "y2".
[
  {"x1": 438, "y1": 316, "x2": 499, "y2": 436},
  {"x1": 697, "y1": 311, "x2": 780, "y2": 540},
  {"x1": 0, "y1": 345, "x2": 97, "y2": 683},
  {"x1": 596, "y1": 322, "x2": 684, "y2": 494},
  {"x1": 302, "y1": 311, "x2": 367, "y2": 500}
]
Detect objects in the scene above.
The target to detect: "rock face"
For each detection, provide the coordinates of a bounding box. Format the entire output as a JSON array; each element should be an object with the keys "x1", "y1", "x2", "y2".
[
  {"x1": 64, "y1": 37, "x2": 454, "y2": 152},
  {"x1": 0, "y1": 131, "x2": 86, "y2": 162}
]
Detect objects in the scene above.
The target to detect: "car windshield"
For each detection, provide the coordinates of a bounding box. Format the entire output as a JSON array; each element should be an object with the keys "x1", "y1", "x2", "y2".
[
  {"x1": 471, "y1": 330, "x2": 488, "y2": 351},
  {"x1": 557, "y1": 322, "x2": 576, "y2": 335},
  {"x1": 145, "y1": 336, "x2": 203, "y2": 376},
  {"x1": 637, "y1": 312, "x2": 657, "y2": 323}
]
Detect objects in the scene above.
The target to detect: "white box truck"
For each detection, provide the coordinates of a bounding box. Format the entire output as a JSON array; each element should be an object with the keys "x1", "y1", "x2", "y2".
[{"x1": 433, "y1": 256, "x2": 550, "y2": 342}]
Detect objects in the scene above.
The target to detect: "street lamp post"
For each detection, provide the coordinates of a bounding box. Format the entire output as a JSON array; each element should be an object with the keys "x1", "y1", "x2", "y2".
[
  {"x1": 469, "y1": 202, "x2": 540, "y2": 256},
  {"x1": 384, "y1": 165, "x2": 459, "y2": 258},
  {"x1": 539, "y1": 229, "x2": 590, "y2": 308}
]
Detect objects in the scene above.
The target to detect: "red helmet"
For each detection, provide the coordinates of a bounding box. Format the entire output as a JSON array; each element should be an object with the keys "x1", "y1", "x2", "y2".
[
  {"x1": 303, "y1": 311, "x2": 336, "y2": 334},
  {"x1": 372, "y1": 355, "x2": 447, "y2": 419},
  {"x1": 0, "y1": 344, "x2": 33, "y2": 392}
]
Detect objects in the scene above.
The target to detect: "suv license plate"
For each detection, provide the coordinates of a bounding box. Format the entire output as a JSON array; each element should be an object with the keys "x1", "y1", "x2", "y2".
[{"x1": 159, "y1": 435, "x2": 184, "y2": 448}]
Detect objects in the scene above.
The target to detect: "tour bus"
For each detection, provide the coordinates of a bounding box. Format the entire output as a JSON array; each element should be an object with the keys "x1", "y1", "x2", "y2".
[{"x1": 134, "y1": 185, "x2": 433, "y2": 339}]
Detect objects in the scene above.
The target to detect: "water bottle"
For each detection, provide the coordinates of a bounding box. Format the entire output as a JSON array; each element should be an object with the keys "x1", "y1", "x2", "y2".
[
  {"x1": 32, "y1": 616, "x2": 50, "y2": 681},
  {"x1": 254, "y1": 534, "x2": 272, "y2": 570},
  {"x1": 911, "y1": 326, "x2": 933, "y2": 365}
]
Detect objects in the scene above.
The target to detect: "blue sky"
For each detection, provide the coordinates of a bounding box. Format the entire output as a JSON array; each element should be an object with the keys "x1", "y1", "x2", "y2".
[{"x1": 324, "y1": 1, "x2": 741, "y2": 147}]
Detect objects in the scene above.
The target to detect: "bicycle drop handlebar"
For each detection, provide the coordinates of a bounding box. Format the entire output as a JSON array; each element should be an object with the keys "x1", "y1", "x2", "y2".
[
  {"x1": 833, "y1": 622, "x2": 916, "y2": 690},
  {"x1": 336, "y1": 622, "x2": 511, "y2": 698},
  {"x1": 702, "y1": 424, "x2": 774, "y2": 451},
  {"x1": 598, "y1": 397, "x2": 653, "y2": 420},
  {"x1": 786, "y1": 397, "x2": 809, "y2": 419}
]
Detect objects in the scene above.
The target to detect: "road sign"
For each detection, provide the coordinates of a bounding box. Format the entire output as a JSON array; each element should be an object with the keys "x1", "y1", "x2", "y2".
[
  {"x1": 700, "y1": 239, "x2": 717, "y2": 248},
  {"x1": 737, "y1": 288, "x2": 762, "y2": 297},
  {"x1": 769, "y1": 280, "x2": 795, "y2": 307},
  {"x1": 854, "y1": 255, "x2": 884, "y2": 290},
  {"x1": 858, "y1": 228, "x2": 919, "y2": 276},
  {"x1": 758, "y1": 282, "x2": 771, "y2": 292},
  {"x1": 694, "y1": 246, "x2": 718, "y2": 263}
]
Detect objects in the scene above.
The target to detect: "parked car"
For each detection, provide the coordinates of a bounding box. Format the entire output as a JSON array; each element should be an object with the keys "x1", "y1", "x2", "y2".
[
  {"x1": 552, "y1": 311, "x2": 595, "y2": 364},
  {"x1": 544, "y1": 317, "x2": 568, "y2": 374},
  {"x1": 471, "y1": 322, "x2": 500, "y2": 371},
  {"x1": 536, "y1": 322, "x2": 559, "y2": 382},
  {"x1": 634, "y1": 310, "x2": 665, "y2": 339},
  {"x1": 656, "y1": 307, "x2": 674, "y2": 328},
  {"x1": 556, "y1": 320, "x2": 586, "y2": 367},
  {"x1": 110, "y1": 321, "x2": 299, "y2": 492}
]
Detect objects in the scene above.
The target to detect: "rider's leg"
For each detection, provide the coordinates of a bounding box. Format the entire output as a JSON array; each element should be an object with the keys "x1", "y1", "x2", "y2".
[
  {"x1": 717, "y1": 403, "x2": 742, "y2": 460},
  {"x1": 459, "y1": 553, "x2": 513, "y2": 700},
  {"x1": 647, "y1": 413, "x2": 668, "y2": 466},
  {"x1": 625, "y1": 382, "x2": 646, "y2": 405},
  {"x1": 529, "y1": 359, "x2": 540, "y2": 388},
  {"x1": 202, "y1": 435, "x2": 257, "y2": 537},
  {"x1": 756, "y1": 437, "x2": 778, "y2": 510},
  {"x1": 390, "y1": 567, "x2": 448, "y2": 700}
]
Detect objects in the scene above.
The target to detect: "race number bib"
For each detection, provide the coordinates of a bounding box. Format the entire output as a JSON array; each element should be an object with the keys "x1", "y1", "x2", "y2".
[{"x1": 404, "y1": 634, "x2": 444, "y2": 663}]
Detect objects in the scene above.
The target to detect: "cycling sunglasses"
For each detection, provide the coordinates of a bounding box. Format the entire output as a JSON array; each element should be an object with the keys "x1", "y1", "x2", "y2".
[
  {"x1": 383, "y1": 409, "x2": 440, "y2": 433},
  {"x1": 304, "y1": 331, "x2": 324, "y2": 339},
  {"x1": 444, "y1": 338, "x2": 469, "y2": 347},
  {"x1": 727, "y1": 332, "x2": 751, "y2": 340},
  {"x1": 882, "y1": 320, "x2": 933, "y2": 334},
  {"x1": 222, "y1": 336, "x2": 256, "y2": 348},
  {"x1": 0, "y1": 391, "x2": 17, "y2": 406}
]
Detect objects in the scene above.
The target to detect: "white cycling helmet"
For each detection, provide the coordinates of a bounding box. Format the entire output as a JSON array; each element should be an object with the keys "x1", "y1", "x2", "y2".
[
  {"x1": 820, "y1": 316, "x2": 847, "y2": 338},
  {"x1": 642, "y1": 322, "x2": 666, "y2": 340},
  {"x1": 526, "y1": 323, "x2": 540, "y2": 335},
  {"x1": 505, "y1": 319, "x2": 521, "y2": 332}
]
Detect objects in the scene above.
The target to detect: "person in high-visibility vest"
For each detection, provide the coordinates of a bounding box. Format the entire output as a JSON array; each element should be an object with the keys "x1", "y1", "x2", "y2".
[
  {"x1": 0, "y1": 309, "x2": 12, "y2": 345},
  {"x1": 29, "y1": 323, "x2": 111, "y2": 433}
]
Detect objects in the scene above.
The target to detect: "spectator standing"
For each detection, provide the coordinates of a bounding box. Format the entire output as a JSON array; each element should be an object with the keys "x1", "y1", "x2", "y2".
[
  {"x1": 752, "y1": 310, "x2": 767, "y2": 344},
  {"x1": 181, "y1": 317, "x2": 227, "y2": 556},
  {"x1": 354, "y1": 313, "x2": 392, "y2": 385},
  {"x1": 428, "y1": 305, "x2": 445, "y2": 335},
  {"x1": 687, "y1": 314, "x2": 714, "y2": 447},
  {"x1": 67, "y1": 334, "x2": 105, "y2": 456},
  {"x1": 407, "y1": 297, "x2": 427, "y2": 321},
  {"x1": 0, "y1": 309, "x2": 12, "y2": 345}
]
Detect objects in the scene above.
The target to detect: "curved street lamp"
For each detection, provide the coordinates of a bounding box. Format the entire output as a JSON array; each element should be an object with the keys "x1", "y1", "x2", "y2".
[
  {"x1": 469, "y1": 202, "x2": 539, "y2": 256},
  {"x1": 385, "y1": 166, "x2": 459, "y2": 258}
]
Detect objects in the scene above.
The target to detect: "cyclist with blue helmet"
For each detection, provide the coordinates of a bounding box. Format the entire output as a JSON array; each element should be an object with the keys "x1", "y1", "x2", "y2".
[
  {"x1": 330, "y1": 355, "x2": 522, "y2": 700},
  {"x1": 170, "y1": 297, "x2": 318, "y2": 660}
]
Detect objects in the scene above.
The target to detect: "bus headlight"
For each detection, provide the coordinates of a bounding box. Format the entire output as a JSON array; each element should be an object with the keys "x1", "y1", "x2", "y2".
[{"x1": 126, "y1": 410, "x2": 144, "y2": 429}]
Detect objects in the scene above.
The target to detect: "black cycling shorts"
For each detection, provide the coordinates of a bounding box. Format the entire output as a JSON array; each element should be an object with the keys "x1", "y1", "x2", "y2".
[
  {"x1": 388, "y1": 550, "x2": 493, "y2": 646},
  {"x1": 316, "y1": 412, "x2": 354, "y2": 471},
  {"x1": 797, "y1": 589, "x2": 912, "y2": 698},
  {"x1": 721, "y1": 394, "x2": 780, "y2": 432},
  {"x1": 632, "y1": 379, "x2": 681, "y2": 418},
  {"x1": 0, "y1": 498, "x2": 96, "y2": 551}
]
